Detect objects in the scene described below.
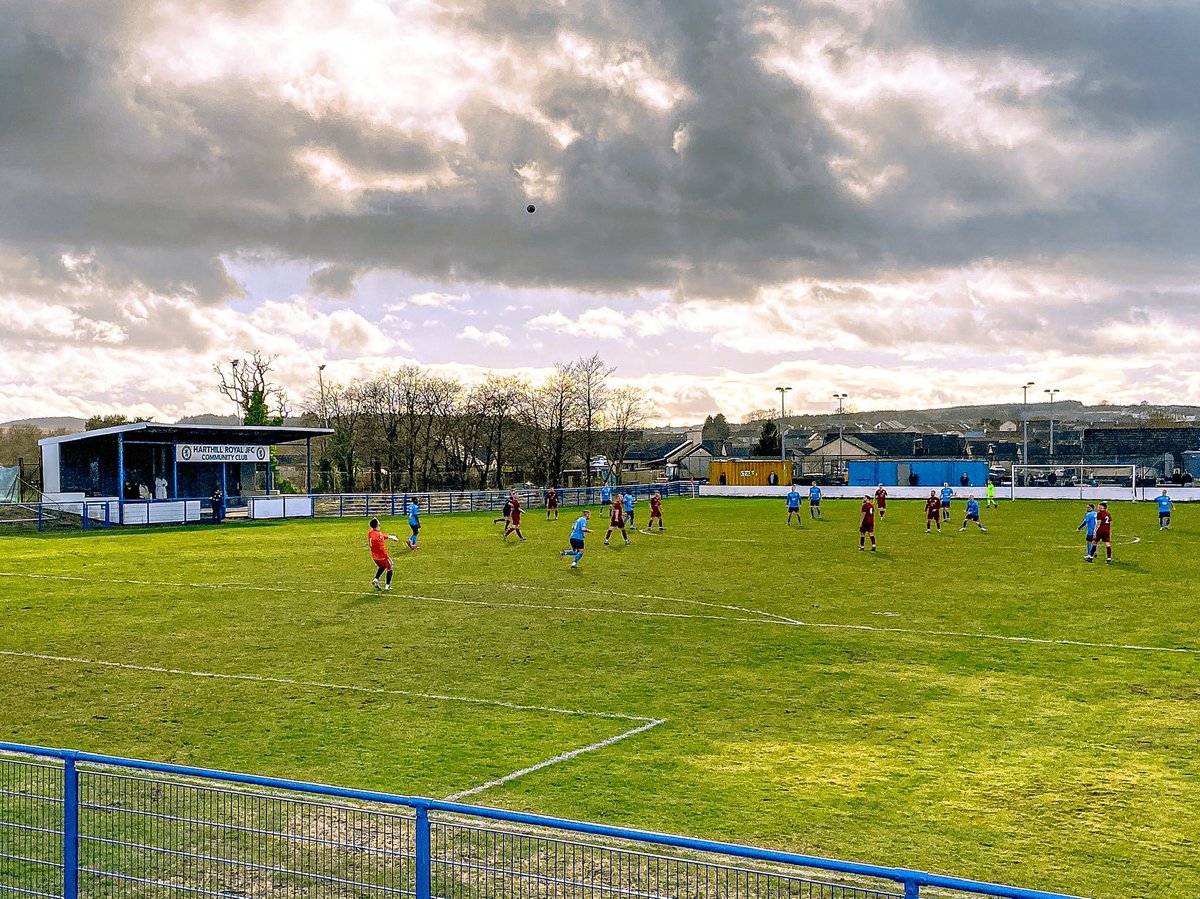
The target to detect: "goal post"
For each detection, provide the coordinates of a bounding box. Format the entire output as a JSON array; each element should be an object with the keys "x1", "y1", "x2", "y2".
[{"x1": 1009, "y1": 464, "x2": 1136, "y2": 501}]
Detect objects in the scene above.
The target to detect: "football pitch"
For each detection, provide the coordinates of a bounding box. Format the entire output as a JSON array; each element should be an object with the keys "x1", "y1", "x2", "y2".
[{"x1": 1, "y1": 497, "x2": 1197, "y2": 898}]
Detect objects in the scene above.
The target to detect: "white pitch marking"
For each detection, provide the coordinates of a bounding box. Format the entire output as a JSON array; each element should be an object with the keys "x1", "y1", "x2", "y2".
[
  {"x1": 444, "y1": 717, "x2": 667, "y2": 802},
  {"x1": 0, "y1": 648, "x2": 654, "y2": 722},
  {"x1": 2, "y1": 572, "x2": 1196, "y2": 656},
  {"x1": 0, "y1": 647, "x2": 668, "y2": 799},
  {"x1": 0, "y1": 572, "x2": 797, "y2": 626},
  {"x1": 405, "y1": 578, "x2": 803, "y2": 625},
  {"x1": 1052, "y1": 536, "x2": 1143, "y2": 549},
  {"x1": 630, "y1": 530, "x2": 765, "y2": 544}
]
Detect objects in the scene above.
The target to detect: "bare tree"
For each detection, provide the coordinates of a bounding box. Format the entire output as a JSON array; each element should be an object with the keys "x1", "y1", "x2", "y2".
[
  {"x1": 573, "y1": 354, "x2": 614, "y2": 486},
  {"x1": 527, "y1": 364, "x2": 580, "y2": 486},
  {"x1": 215, "y1": 351, "x2": 289, "y2": 424},
  {"x1": 422, "y1": 375, "x2": 463, "y2": 488},
  {"x1": 477, "y1": 375, "x2": 524, "y2": 489},
  {"x1": 605, "y1": 385, "x2": 649, "y2": 485},
  {"x1": 320, "y1": 380, "x2": 370, "y2": 491}
]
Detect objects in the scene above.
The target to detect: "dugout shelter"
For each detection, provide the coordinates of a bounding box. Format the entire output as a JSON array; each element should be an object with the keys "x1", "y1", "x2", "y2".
[{"x1": 39, "y1": 422, "x2": 332, "y2": 525}]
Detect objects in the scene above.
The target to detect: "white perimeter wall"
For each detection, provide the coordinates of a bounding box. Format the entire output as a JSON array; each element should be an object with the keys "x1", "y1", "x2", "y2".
[
  {"x1": 248, "y1": 496, "x2": 314, "y2": 519},
  {"x1": 701, "y1": 485, "x2": 1200, "y2": 502}
]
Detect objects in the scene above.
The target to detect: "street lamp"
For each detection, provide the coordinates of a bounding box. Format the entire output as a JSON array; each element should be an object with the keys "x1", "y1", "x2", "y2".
[
  {"x1": 317, "y1": 364, "x2": 328, "y2": 428},
  {"x1": 775, "y1": 386, "x2": 791, "y2": 462},
  {"x1": 1021, "y1": 382, "x2": 1035, "y2": 475},
  {"x1": 230, "y1": 358, "x2": 240, "y2": 423},
  {"x1": 833, "y1": 393, "x2": 848, "y2": 483},
  {"x1": 1044, "y1": 388, "x2": 1060, "y2": 459}
]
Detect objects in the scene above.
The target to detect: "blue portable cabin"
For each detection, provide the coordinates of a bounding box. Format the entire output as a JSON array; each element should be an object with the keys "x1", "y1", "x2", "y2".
[{"x1": 848, "y1": 459, "x2": 989, "y2": 488}]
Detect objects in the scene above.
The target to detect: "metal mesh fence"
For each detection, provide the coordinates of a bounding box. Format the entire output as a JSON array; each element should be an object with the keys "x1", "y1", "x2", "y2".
[
  {"x1": 0, "y1": 748, "x2": 1080, "y2": 899},
  {"x1": 76, "y1": 770, "x2": 414, "y2": 898},
  {"x1": 0, "y1": 757, "x2": 64, "y2": 898},
  {"x1": 312, "y1": 483, "x2": 694, "y2": 520},
  {"x1": 428, "y1": 820, "x2": 902, "y2": 899}
]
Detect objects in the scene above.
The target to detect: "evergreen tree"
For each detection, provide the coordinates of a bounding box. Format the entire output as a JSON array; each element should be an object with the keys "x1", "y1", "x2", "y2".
[{"x1": 753, "y1": 420, "x2": 781, "y2": 456}]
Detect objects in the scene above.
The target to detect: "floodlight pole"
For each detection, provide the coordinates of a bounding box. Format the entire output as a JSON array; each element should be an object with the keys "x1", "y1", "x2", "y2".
[
  {"x1": 775, "y1": 386, "x2": 791, "y2": 462},
  {"x1": 231, "y1": 358, "x2": 241, "y2": 423},
  {"x1": 833, "y1": 393, "x2": 848, "y2": 482},
  {"x1": 1045, "y1": 388, "x2": 1060, "y2": 460},
  {"x1": 318, "y1": 364, "x2": 328, "y2": 428},
  {"x1": 1021, "y1": 382, "x2": 1035, "y2": 476}
]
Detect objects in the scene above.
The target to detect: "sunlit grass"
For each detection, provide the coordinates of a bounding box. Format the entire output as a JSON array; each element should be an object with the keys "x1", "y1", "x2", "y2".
[{"x1": 1, "y1": 497, "x2": 1197, "y2": 898}]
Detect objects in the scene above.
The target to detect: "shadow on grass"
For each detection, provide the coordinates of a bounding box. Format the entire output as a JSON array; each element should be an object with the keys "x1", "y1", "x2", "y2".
[{"x1": 344, "y1": 591, "x2": 391, "y2": 609}]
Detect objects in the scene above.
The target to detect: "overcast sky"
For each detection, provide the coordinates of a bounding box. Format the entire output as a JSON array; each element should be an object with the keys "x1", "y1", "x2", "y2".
[{"x1": 3, "y1": 0, "x2": 1200, "y2": 425}]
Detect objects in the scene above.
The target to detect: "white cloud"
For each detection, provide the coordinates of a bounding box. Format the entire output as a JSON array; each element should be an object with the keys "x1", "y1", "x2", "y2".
[
  {"x1": 456, "y1": 325, "x2": 510, "y2": 347},
  {"x1": 390, "y1": 291, "x2": 469, "y2": 311}
]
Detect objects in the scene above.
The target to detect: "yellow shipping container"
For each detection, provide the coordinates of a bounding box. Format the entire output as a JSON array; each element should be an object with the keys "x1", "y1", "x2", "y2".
[{"x1": 708, "y1": 459, "x2": 792, "y2": 487}]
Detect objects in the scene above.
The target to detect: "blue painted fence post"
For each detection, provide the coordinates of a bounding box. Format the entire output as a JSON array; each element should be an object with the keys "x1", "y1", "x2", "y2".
[
  {"x1": 904, "y1": 880, "x2": 919, "y2": 899},
  {"x1": 415, "y1": 805, "x2": 431, "y2": 899},
  {"x1": 62, "y1": 756, "x2": 79, "y2": 899}
]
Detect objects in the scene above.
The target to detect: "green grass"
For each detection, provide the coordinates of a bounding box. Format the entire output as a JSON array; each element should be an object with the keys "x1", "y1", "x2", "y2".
[{"x1": 1, "y1": 497, "x2": 1198, "y2": 898}]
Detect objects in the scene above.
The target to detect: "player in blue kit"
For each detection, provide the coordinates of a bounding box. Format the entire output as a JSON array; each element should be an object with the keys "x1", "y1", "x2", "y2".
[
  {"x1": 622, "y1": 492, "x2": 635, "y2": 529},
  {"x1": 786, "y1": 487, "x2": 802, "y2": 525},
  {"x1": 560, "y1": 510, "x2": 593, "y2": 568},
  {"x1": 1077, "y1": 503, "x2": 1097, "y2": 560},
  {"x1": 406, "y1": 499, "x2": 420, "y2": 549},
  {"x1": 940, "y1": 483, "x2": 954, "y2": 521},
  {"x1": 600, "y1": 485, "x2": 611, "y2": 507},
  {"x1": 808, "y1": 482, "x2": 823, "y2": 519},
  {"x1": 959, "y1": 495, "x2": 987, "y2": 532},
  {"x1": 1156, "y1": 490, "x2": 1174, "y2": 529}
]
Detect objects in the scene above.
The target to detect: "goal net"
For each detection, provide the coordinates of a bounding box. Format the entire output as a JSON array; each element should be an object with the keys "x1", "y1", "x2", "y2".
[{"x1": 1009, "y1": 464, "x2": 1136, "y2": 500}]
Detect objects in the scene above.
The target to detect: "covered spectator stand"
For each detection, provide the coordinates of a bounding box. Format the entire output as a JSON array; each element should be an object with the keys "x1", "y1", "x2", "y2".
[{"x1": 39, "y1": 422, "x2": 332, "y2": 525}]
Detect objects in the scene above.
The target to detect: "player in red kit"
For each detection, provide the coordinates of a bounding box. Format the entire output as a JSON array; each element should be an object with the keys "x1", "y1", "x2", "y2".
[
  {"x1": 647, "y1": 491, "x2": 664, "y2": 531},
  {"x1": 1090, "y1": 502, "x2": 1113, "y2": 564},
  {"x1": 875, "y1": 484, "x2": 888, "y2": 519},
  {"x1": 545, "y1": 487, "x2": 559, "y2": 520},
  {"x1": 924, "y1": 491, "x2": 942, "y2": 533},
  {"x1": 859, "y1": 495, "x2": 877, "y2": 551},
  {"x1": 503, "y1": 491, "x2": 526, "y2": 541},
  {"x1": 604, "y1": 493, "x2": 631, "y2": 545}
]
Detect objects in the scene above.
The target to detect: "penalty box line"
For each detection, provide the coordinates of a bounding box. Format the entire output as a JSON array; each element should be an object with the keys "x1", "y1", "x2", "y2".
[
  {"x1": 3, "y1": 572, "x2": 1198, "y2": 659},
  {"x1": 0, "y1": 647, "x2": 667, "y2": 801}
]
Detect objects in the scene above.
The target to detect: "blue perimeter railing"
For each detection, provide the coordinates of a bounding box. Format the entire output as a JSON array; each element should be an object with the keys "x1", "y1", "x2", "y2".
[
  {"x1": 0, "y1": 743, "x2": 1084, "y2": 899},
  {"x1": 309, "y1": 481, "x2": 697, "y2": 519},
  {"x1": 0, "y1": 483, "x2": 699, "y2": 532}
]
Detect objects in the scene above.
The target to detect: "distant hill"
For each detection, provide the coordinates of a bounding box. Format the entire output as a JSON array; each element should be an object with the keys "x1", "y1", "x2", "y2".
[
  {"x1": 0, "y1": 417, "x2": 85, "y2": 432},
  {"x1": 175, "y1": 414, "x2": 241, "y2": 426},
  {"x1": 749, "y1": 401, "x2": 1200, "y2": 433}
]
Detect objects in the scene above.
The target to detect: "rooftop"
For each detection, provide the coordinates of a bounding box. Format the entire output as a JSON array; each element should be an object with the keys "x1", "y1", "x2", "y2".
[{"x1": 39, "y1": 421, "x2": 333, "y2": 447}]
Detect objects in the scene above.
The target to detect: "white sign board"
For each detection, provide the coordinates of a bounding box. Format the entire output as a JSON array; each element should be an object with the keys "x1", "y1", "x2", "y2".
[{"x1": 176, "y1": 444, "x2": 270, "y2": 463}]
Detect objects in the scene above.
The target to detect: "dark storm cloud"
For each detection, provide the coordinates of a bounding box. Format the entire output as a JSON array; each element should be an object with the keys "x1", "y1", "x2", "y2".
[
  {"x1": 1, "y1": 0, "x2": 1198, "y2": 308},
  {"x1": 308, "y1": 263, "x2": 361, "y2": 297},
  {"x1": 856, "y1": 1, "x2": 1200, "y2": 269},
  {"x1": 0, "y1": 0, "x2": 872, "y2": 301}
]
